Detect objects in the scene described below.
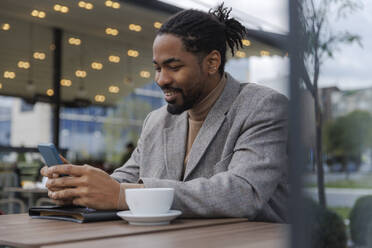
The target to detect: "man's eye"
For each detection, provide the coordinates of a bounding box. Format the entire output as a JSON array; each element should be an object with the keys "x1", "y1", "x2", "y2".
[
  {"x1": 154, "y1": 67, "x2": 161, "y2": 72},
  {"x1": 169, "y1": 65, "x2": 181, "y2": 71}
]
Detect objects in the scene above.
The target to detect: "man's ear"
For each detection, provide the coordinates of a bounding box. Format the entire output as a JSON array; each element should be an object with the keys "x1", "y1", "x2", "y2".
[{"x1": 205, "y1": 50, "x2": 221, "y2": 75}]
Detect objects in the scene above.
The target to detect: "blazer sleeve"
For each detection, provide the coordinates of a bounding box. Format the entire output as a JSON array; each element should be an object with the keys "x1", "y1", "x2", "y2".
[
  {"x1": 110, "y1": 112, "x2": 152, "y2": 183},
  {"x1": 141, "y1": 92, "x2": 288, "y2": 220}
]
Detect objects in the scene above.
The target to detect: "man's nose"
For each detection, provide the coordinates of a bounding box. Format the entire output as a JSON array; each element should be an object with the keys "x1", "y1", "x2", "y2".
[{"x1": 156, "y1": 70, "x2": 172, "y2": 87}]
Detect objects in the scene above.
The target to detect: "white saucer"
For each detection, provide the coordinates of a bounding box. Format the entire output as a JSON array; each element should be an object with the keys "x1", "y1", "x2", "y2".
[{"x1": 117, "y1": 210, "x2": 182, "y2": 226}]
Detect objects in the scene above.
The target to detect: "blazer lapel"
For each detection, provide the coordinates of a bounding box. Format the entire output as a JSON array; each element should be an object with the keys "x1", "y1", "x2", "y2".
[
  {"x1": 183, "y1": 73, "x2": 241, "y2": 180},
  {"x1": 163, "y1": 112, "x2": 188, "y2": 180}
]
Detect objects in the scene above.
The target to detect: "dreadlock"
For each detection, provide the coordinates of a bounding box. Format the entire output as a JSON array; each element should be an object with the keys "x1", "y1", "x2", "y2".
[{"x1": 158, "y1": 3, "x2": 247, "y2": 75}]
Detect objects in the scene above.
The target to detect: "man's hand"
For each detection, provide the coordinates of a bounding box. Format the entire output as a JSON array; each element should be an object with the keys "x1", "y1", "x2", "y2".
[{"x1": 41, "y1": 164, "x2": 120, "y2": 210}]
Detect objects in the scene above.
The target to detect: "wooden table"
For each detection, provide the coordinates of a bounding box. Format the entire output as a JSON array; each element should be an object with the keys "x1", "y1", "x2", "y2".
[{"x1": 0, "y1": 214, "x2": 288, "y2": 248}]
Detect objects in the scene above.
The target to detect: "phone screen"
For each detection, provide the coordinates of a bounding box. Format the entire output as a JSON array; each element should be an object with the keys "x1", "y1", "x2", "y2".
[{"x1": 38, "y1": 143, "x2": 63, "y2": 166}]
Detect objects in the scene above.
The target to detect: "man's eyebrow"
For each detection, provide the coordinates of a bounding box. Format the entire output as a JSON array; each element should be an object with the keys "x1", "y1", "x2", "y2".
[{"x1": 152, "y1": 58, "x2": 182, "y2": 65}]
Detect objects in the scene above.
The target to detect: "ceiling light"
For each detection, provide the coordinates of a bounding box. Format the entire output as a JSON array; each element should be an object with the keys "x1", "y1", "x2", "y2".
[
  {"x1": 60, "y1": 79, "x2": 72, "y2": 87},
  {"x1": 39, "y1": 12, "x2": 46, "y2": 18},
  {"x1": 94, "y1": 94, "x2": 105, "y2": 102},
  {"x1": 112, "y1": 2, "x2": 120, "y2": 9},
  {"x1": 129, "y1": 24, "x2": 142, "y2": 32},
  {"x1": 46, "y1": 89, "x2": 54, "y2": 96},
  {"x1": 127, "y1": 49, "x2": 139, "y2": 58},
  {"x1": 3, "y1": 71, "x2": 15, "y2": 79},
  {"x1": 108, "y1": 85, "x2": 119, "y2": 93},
  {"x1": 1, "y1": 23, "x2": 10, "y2": 31},
  {"x1": 31, "y1": 10, "x2": 38, "y2": 17},
  {"x1": 105, "y1": 27, "x2": 119, "y2": 36},
  {"x1": 153, "y1": 22, "x2": 162, "y2": 29},
  {"x1": 91, "y1": 62, "x2": 103, "y2": 70},
  {"x1": 85, "y1": 3, "x2": 93, "y2": 9},
  {"x1": 61, "y1": 6, "x2": 69, "y2": 13},
  {"x1": 260, "y1": 50, "x2": 270, "y2": 56},
  {"x1": 54, "y1": 4, "x2": 69, "y2": 13},
  {"x1": 242, "y1": 39, "x2": 251, "y2": 46},
  {"x1": 31, "y1": 10, "x2": 46, "y2": 19},
  {"x1": 54, "y1": 4, "x2": 61, "y2": 11},
  {"x1": 75, "y1": 70, "x2": 87, "y2": 78},
  {"x1": 105, "y1": 0, "x2": 120, "y2": 9},
  {"x1": 78, "y1": 1, "x2": 85, "y2": 7},
  {"x1": 108, "y1": 55, "x2": 120, "y2": 63},
  {"x1": 17, "y1": 61, "x2": 30, "y2": 69},
  {"x1": 235, "y1": 51, "x2": 246, "y2": 58},
  {"x1": 33, "y1": 52, "x2": 46, "y2": 60},
  {"x1": 68, "y1": 37, "x2": 81, "y2": 46},
  {"x1": 140, "y1": 70, "x2": 150, "y2": 78},
  {"x1": 78, "y1": 1, "x2": 93, "y2": 10},
  {"x1": 105, "y1": 0, "x2": 113, "y2": 7}
]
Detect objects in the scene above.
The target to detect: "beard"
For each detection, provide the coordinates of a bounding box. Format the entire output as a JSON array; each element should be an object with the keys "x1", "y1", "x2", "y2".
[{"x1": 165, "y1": 89, "x2": 201, "y2": 115}]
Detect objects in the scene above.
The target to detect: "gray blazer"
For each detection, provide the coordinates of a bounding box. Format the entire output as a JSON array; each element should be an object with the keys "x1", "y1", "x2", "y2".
[{"x1": 112, "y1": 73, "x2": 288, "y2": 222}]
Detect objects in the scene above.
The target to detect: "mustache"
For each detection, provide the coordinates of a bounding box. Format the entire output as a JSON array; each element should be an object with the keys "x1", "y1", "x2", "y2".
[{"x1": 160, "y1": 86, "x2": 183, "y2": 93}]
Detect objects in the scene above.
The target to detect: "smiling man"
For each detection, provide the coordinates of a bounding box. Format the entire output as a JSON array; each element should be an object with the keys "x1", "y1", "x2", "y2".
[{"x1": 42, "y1": 4, "x2": 289, "y2": 222}]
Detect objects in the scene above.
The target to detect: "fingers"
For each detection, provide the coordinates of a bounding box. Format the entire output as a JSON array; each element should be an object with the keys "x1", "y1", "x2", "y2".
[
  {"x1": 40, "y1": 166, "x2": 48, "y2": 177},
  {"x1": 72, "y1": 198, "x2": 89, "y2": 208},
  {"x1": 43, "y1": 164, "x2": 86, "y2": 177},
  {"x1": 53, "y1": 199, "x2": 73, "y2": 206},
  {"x1": 41, "y1": 166, "x2": 60, "y2": 179},
  {"x1": 48, "y1": 188, "x2": 82, "y2": 200},
  {"x1": 46, "y1": 176, "x2": 84, "y2": 189},
  {"x1": 47, "y1": 186, "x2": 67, "y2": 192},
  {"x1": 59, "y1": 155, "x2": 70, "y2": 164}
]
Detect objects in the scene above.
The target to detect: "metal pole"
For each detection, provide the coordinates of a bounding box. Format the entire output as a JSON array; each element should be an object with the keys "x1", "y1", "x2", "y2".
[
  {"x1": 289, "y1": 0, "x2": 309, "y2": 248},
  {"x1": 52, "y1": 28, "x2": 62, "y2": 149}
]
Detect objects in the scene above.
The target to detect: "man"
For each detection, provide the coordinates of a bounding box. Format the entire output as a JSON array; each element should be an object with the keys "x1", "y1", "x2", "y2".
[{"x1": 42, "y1": 4, "x2": 288, "y2": 222}]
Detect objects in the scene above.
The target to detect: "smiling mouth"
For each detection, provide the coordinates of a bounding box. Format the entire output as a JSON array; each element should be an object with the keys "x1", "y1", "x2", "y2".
[{"x1": 163, "y1": 89, "x2": 180, "y2": 103}]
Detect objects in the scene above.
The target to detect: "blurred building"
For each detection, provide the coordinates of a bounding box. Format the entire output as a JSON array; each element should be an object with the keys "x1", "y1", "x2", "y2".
[
  {"x1": 319, "y1": 86, "x2": 372, "y2": 120},
  {"x1": 318, "y1": 86, "x2": 340, "y2": 123}
]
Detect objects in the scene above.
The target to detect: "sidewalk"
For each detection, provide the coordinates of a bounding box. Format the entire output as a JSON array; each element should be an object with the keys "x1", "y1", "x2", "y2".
[
  {"x1": 305, "y1": 187, "x2": 372, "y2": 207},
  {"x1": 304, "y1": 172, "x2": 368, "y2": 184}
]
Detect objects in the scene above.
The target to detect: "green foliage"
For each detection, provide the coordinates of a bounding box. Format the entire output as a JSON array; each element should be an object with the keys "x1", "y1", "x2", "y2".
[
  {"x1": 349, "y1": 195, "x2": 372, "y2": 246},
  {"x1": 324, "y1": 110, "x2": 372, "y2": 166},
  {"x1": 306, "y1": 199, "x2": 347, "y2": 248},
  {"x1": 329, "y1": 207, "x2": 351, "y2": 221}
]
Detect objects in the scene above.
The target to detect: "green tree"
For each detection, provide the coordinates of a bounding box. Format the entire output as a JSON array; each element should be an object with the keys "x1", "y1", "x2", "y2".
[
  {"x1": 324, "y1": 110, "x2": 372, "y2": 171},
  {"x1": 299, "y1": 0, "x2": 363, "y2": 207}
]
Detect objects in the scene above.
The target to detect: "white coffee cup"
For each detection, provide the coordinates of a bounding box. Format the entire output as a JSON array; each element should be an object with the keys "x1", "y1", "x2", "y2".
[{"x1": 125, "y1": 188, "x2": 174, "y2": 216}]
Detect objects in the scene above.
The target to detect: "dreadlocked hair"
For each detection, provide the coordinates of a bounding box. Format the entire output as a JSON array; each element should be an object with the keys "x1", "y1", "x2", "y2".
[{"x1": 158, "y1": 3, "x2": 247, "y2": 75}]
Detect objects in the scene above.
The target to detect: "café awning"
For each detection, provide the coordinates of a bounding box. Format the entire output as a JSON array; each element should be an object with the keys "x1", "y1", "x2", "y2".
[{"x1": 0, "y1": 0, "x2": 287, "y2": 106}]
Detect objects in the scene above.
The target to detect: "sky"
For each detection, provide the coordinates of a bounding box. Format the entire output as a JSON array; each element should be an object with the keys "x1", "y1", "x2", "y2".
[{"x1": 160, "y1": 0, "x2": 371, "y2": 91}]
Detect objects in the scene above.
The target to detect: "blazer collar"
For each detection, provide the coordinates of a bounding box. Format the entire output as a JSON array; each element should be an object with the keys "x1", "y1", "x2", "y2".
[
  {"x1": 183, "y1": 73, "x2": 241, "y2": 180},
  {"x1": 162, "y1": 73, "x2": 241, "y2": 181}
]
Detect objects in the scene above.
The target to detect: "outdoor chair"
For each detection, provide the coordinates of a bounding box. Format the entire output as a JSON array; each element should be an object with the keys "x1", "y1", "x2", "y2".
[
  {"x1": 0, "y1": 171, "x2": 23, "y2": 213},
  {"x1": 0, "y1": 198, "x2": 26, "y2": 214}
]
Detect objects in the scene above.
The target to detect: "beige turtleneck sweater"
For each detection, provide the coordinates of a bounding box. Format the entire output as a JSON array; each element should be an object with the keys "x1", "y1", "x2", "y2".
[{"x1": 184, "y1": 74, "x2": 227, "y2": 167}]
